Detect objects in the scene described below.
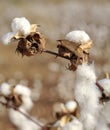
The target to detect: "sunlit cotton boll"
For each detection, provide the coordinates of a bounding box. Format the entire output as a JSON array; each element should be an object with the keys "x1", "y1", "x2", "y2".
[
  {"x1": 98, "y1": 78, "x2": 110, "y2": 97},
  {"x1": 65, "y1": 100, "x2": 77, "y2": 113},
  {"x1": 74, "y1": 62, "x2": 101, "y2": 130},
  {"x1": 2, "y1": 32, "x2": 15, "y2": 45},
  {"x1": 11, "y1": 17, "x2": 31, "y2": 36},
  {"x1": 0, "y1": 82, "x2": 11, "y2": 96},
  {"x1": 65, "y1": 30, "x2": 90, "y2": 43},
  {"x1": 14, "y1": 84, "x2": 33, "y2": 111},
  {"x1": 61, "y1": 116, "x2": 83, "y2": 130}
]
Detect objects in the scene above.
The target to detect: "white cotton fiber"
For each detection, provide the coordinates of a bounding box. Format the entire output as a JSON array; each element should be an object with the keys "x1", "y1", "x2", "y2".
[
  {"x1": 11, "y1": 17, "x2": 31, "y2": 36},
  {"x1": 2, "y1": 32, "x2": 15, "y2": 45},
  {"x1": 14, "y1": 84, "x2": 33, "y2": 111},
  {"x1": 0, "y1": 82, "x2": 11, "y2": 96},
  {"x1": 61, "y1": 116, "x2": 83, "y2": 130},
  {"x1": 20, "y1": 96, "x2": 33, "y2": 111},
  {"x1": 65, "y1": 100, "x2": 77, "y2": 113},
  {"x1": 14, "y1": 84, "x2": 31, "y2": 97},
  {"x1": 9, "y1": 108, "x2": 41, "y2": 130},
  {"x1": 74, "y1": 62, "x2": 101, "y2": 130},
  {"x1": 65, "y1": 30, "x2": 90, "y2": 43},
  {"x1": 98, "y1": 78, "x2": 110, "y2": 97}
]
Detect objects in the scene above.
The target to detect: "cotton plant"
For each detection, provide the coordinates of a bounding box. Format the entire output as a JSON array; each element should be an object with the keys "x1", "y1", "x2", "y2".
[
  {"x1": 0, "y1": 82, "x2": 42, "y2": 130},
  {"x1": 2, "y1": 17, "x2": 110, "y2": 130}
]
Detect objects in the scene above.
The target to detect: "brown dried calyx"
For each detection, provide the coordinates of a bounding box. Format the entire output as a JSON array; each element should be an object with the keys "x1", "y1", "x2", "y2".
[
  {"x1": 16, "y1": 32, "x2": 45, "y2": 56},
  {"x1": 57, "y1": 39, "x2": 92, "y2": 71}
]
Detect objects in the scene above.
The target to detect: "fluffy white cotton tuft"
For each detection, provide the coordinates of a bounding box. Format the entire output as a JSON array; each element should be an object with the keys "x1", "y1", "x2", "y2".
[
  {"x1": 14, "y1": 84, "x2": 31, "y2": 96},
  {"x1": 0, "y1": 83, "x2": 11, "y2": 96},
  {"x1": 61, "y1": 116, "x2": 83, "y2": 130},
  {"x1": 20, "y1": 96, "x2": 33, "y2": 111},
  {"x1": 74, "y1": 62, "x2": 101, "y2": 130},
  {"x1": 65, "y1": 30, "x2": 90, "y2": 43},
  {"x1": 14, "y1": 84, "x2": 33, "y2": 111},
  {"x1": 98, "y1": 78, "x2": 110, "y2": 97},
  {"x1": 11, "y1": 17, "x2": 31, "y2": 36},
  {"x1": 65, "y1": 100, "x2": 77, "y2": 113},
  {"x1": 2, "y1": 32, "x2": 15, "y2": 45},
  {"x1": 9, "y1": 108, "x2": 41, "y2": 130}
]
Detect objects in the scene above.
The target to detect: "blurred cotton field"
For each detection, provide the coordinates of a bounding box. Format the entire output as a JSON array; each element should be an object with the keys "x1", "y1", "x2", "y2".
[{"x1": 0, "y1": 0, "x2": 110, "y2": 130}]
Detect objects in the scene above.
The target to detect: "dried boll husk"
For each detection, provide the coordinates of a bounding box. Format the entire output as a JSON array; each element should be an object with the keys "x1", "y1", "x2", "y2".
[
  {"x1": 15, "y1": 32, "x2": 45, "y2": 57},
  {"x1": 57, "y1": 39, "x2": 92, "y2": 71}
]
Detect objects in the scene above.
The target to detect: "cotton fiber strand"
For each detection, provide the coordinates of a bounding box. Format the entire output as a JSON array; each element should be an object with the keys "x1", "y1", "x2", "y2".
[
  {"x1": 11, "y1": 17, "x2": 31, "y2": 35},
  {"x1": 74, "y1": 62, "x2": 101, "y2": 130},
  {"x1": 65, "y1": 30, "x2": 90, "y2": 43},
  {"x1": 0, "y1": 82, "x2": 11, "y2": 96},
  {"x1": 2, "y1": 32, "x2": 15, "y2": 45}
]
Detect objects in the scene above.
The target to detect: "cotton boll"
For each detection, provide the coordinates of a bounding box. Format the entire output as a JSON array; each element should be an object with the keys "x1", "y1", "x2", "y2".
[
  {"x1": 14, "y1": 84, "x2": 31, "y2": 97},
  {"x1": 11, "y1": 17, "x2": 31, "y2": 36},
  {"x1": 65, "y1": 30, "x2": 90, "y2": 43},
  {"x1": 61, "y1": 116, "x2": 83, "y2": 130},
  {"x1": 2, "y1": 32, "x2": 15, "y2": 45},
  {"x1": 0, "y1": 82, "x2": 11, "y2": 96},
  {"x1": 65, "y1": 101, "x2": 77, "y2": 113},
  {"x1": 74, "y1": 62, "x2": 101, "y2": 130},
  {"x1": 14, "y1": 84, "x2": 33, "y2": 111},
  {"x1": 20, "y1": 96, "x2": 33, "y2": 111},
  {"x1": 9, "y1": 108, "x2": 41, "y2": 130},
  {"x1": 98, "y1": 78, "x2": 110, "y2": 97}
]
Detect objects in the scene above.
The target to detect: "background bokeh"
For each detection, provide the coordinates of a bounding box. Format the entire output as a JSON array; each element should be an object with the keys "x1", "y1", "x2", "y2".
[{"x1": 0, "y1": 0, "x2": 110, "y2": 129}]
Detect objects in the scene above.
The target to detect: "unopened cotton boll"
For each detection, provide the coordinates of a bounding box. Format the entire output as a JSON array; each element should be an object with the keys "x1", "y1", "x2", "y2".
[
  {"x1": 98, "y1": 78, "x2": 110, "y2": 97},
  {"x1": 11, "y1": 17, "x2": 31, "y2": 36},
  {"x1": 65, "y1": 100, "x2": 77, "y2": 113},
  {"x1": 0, "y1": 82, "x2": 11, "y2": 96},
  {"x1": 61, "y1": 116, "x2": 83, "y2": 130},
  {"x1": 65, "y1": 30, "x2": 90, "y2": 43},
  {"x1": 2, "y1": 32, "x2": 15, "y2": 45}
]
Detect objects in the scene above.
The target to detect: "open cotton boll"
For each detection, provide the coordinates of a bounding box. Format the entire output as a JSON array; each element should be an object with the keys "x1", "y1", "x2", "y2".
[
  {"x1": 65, "y1": 30, "x2": 90, "y2": 43},
  {"x1": 2, "y1": 32, "x2": 15, "y2": 45},
  {"x1": 74, "y1": 62, "x2": 101, "y2": 130},
  {"x1": 61, "y1": 116, "x2": 83, "y2": 130},
  {"x1": 14, "y1": 84, "x2": 31, "y2": 97},
  {"x1": 20, "y1": 96, "x2": 33, "y2": 111},
  {"x1": 65, "y1": 100, "x2": 77, "y2": 113},
  {"x1": 98, "y1": 78, "x2": 110, "y2": 97},
  {"x1": 0, "y1": 82, "x2": 11, "y2": 96},
  {"x1": 9, "y1": 108, "x2": 41, "y2": 130},
  {"x1": 11, "y1": 17, "x2": 31, "y2": 36},
  {"x1": 14, "y1": 84, "x2": 33, "y2": 111}
]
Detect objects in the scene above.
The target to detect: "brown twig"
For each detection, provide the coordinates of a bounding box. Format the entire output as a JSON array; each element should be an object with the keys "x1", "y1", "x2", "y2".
[{"x1": 43, "y1": 49, "x2": 71, "y2": 60}]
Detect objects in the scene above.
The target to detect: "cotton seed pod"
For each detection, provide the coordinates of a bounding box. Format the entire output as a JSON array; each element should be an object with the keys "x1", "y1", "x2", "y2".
[{"x1": 16, "y1": 38, "x2": 37, "y2": 56}]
